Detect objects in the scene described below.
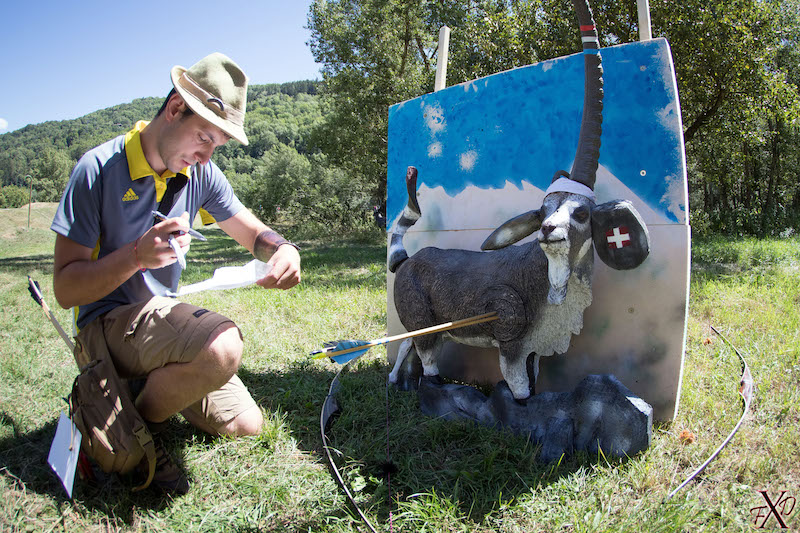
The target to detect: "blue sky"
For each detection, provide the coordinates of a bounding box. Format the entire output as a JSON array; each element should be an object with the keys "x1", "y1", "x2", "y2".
[{"x1": 0, "y1": 1, "x2": 321, "y2": 134}]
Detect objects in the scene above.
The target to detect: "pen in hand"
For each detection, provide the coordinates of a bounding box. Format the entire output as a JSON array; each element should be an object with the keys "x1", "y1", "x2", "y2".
[{"x1": 152, "y1": 210, "x2": 207, "y2": 241}]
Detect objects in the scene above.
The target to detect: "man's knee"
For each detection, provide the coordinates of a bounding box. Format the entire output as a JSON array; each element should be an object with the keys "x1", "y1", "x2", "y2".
[
  {"x1": 220, "y1": 405, "x2": 263, "y2": 437},
  {"x1": 203, "y1": 324, "x2": 244, "y2": 378}
]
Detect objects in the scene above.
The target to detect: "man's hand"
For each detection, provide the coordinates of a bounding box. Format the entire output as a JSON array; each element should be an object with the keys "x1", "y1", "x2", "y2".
[
  {"x1": 256, "y1": 243, "x2": 301, "y2": 290},
  {"x1": 135, "y1": 212, "x2": 193, "y2": 270},
  {"x1": 53, "y1": 212, "x2": 195, "y2": 309},
  {"x1": 216, "y1": 208, "x2": 302, "y2": 290}
]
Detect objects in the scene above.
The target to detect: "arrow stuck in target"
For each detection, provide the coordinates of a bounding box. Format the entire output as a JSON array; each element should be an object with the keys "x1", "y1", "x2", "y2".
[{"x1": 312, "y1": 312, "x2": 499, "y2": 364}]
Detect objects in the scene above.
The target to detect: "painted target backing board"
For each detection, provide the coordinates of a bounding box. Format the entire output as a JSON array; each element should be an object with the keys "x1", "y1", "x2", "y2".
[{"x1": 386, "y1": 38, "x2": 689, "y2": 421}]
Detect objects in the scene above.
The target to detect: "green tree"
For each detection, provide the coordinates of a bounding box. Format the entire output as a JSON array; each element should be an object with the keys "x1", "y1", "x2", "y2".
[
  {"x1": 0, "y1": 185, "x2": 30, "y2": 208},
  {"x1": 652, "y1": 0, "x2": 800, "y2": 235},
  {"x1": 308, "y1": 0, "x2": 800, "y2": 235},
  {"x1": 245, "y1": 144, "x2": 312, "y2": 223},
  {"x1": 308, "y1": 0, "x2": 436, "y2": 206},
  {"x1": 32, "y1": 148, "x2": 73, "y2": 203},
  {"x1": 306, "y1": 0, "x2": 609, "y2": 207}
]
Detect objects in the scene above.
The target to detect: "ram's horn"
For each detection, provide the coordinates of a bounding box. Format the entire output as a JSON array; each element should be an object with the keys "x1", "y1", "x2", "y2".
[{"x1": 568, "y1": 0, "x2": 603, "y2": 191}]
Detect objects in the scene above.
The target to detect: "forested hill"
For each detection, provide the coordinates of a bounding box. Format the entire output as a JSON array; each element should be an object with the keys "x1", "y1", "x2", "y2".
[
  {"x1": 0, "y1": 80, "x2": 367, "y2": 230},
  {"x1": 1, "y1": 97, "x2": 163, "y2": 184},
  {"x1": 0, "y1": 80, "x2": 320, "y2": 187}
]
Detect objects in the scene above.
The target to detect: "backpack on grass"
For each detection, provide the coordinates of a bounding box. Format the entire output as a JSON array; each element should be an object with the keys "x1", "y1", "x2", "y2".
[{"x1": 69, "y1": 323, "x2": 157, "y2": 491}]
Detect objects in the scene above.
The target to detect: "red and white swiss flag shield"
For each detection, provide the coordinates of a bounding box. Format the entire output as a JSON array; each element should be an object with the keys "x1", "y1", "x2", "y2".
[{"x1": 592, "y1": 201, "x2": 650, "y2": 270}]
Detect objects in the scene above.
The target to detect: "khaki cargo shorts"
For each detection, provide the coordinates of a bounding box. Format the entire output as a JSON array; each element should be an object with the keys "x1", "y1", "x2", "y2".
[{"x1": 92, "y1": 296, "x2": 257, "y2": 431}]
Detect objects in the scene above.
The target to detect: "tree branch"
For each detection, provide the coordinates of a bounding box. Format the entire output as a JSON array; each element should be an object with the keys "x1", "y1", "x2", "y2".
[
  {"x1": 416, "y1": 36, "x2": 430, "y2": 71},
  {"x1": 399, "y1": 10, "x2": 411, "y2": 77},
  {"x1": 684, "y1": 85, "x2": 728, "y2": 144}
]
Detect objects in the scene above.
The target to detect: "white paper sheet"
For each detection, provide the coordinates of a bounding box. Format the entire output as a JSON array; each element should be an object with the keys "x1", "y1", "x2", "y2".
[
  {"x1": 48, "y1": 412, "x2": 81, "y2": 498},
  {"x1": 177, "y1": 259, "x2": 272, "y2": 295}
]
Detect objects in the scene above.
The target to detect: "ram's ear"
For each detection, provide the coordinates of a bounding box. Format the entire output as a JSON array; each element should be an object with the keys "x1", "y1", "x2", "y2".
[
  {"x1": 482, "y1": 209, "x2": 543, "y2": 250},
  {"x1": 592, "y1": 200, "x2": 650, "y2": 270}
]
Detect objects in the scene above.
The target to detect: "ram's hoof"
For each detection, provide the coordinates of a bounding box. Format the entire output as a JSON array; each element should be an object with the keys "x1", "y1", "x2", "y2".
[{"x1": 421, "y1": 374, "x2": 444, "y2": 386}]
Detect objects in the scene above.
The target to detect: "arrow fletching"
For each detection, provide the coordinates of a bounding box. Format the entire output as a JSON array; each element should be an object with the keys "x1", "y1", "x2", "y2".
[
  {"x1": 330, "y1": 347, "x2": 371, "y2": 364},
  {"x1": 27, "y1": 276, "x2": 44, "y2": 306},
  {"x1": 312, "y1": 340, "x2": 373, "y2": 364}
]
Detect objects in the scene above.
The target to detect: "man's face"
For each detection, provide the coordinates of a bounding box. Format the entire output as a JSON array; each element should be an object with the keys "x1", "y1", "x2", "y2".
[{"x1": 159, "y1": 107, "x2": 230, "y2": 173}]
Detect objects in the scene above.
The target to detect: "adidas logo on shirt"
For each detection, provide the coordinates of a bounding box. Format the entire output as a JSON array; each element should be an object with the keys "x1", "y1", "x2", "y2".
[{"x1": 122, "y1": 188, "x2": 139, "y2": 202}]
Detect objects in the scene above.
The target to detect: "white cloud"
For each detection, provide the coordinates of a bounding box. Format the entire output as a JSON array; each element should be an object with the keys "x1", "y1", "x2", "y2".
[
  {"x1": 423, "y1": 103, "x2": 446, "y2": 135},
  {"x1": 404, "y1": 180, "x2": 544, "y2": 233},
  {"x1": 428, "y1": 142, "x2": 442, "y2": 158},
  {"x1": 660, "y1": 172, "x2": 687, "y2": 224},
  {"x1": 0, "y1": 118, "x2": 8, "y2": 133},
  {"x1": 657, "y1": 103, "x2": 680, "y2": 136},
  {"x1": 459, "y1": 150, "x2": 478, "y2": 171}
]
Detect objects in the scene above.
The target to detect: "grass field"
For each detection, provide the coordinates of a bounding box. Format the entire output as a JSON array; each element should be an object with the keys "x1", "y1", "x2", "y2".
[{"x1": 1, "y1": 203, "x2": 798, "y2": 532}]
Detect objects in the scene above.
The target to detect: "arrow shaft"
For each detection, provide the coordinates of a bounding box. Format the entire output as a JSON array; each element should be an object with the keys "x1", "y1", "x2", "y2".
[
  {"x1": 28, "y1": 276, "x2": 75, "y2": 353},
  {"x1": 44, "y1": 301, "x2": 75, "y2": 353},
  {"x1": 317, "y1": 312, "x2": 498, "y2": 359}
]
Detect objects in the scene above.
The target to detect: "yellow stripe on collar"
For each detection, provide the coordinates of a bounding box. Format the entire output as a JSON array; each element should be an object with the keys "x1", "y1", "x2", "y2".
[{"x1": 124, "y1": 121, "x2": 191, "y2": 202}]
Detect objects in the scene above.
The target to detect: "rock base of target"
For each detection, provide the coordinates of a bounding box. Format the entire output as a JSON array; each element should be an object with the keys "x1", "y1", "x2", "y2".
[{"x1": 412, "y1": 374, "x2": 652, "y2": 463}]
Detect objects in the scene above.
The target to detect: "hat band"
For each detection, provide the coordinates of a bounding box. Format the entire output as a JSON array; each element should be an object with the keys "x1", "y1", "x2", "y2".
[
  {"x1": 177, "y1": 73, "x2": 245, "y2": 126},
  {"x1": 545, "y1": 177, "x2": 596, "y2": 202}
]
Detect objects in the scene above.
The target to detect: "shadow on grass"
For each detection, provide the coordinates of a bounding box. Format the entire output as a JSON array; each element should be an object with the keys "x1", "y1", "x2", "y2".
[
  {"x1": 247, "y1": 360, "x2": 603, "y2": 526},
  {"x1": 0, "y1": 362, "x2": 348, "y2": 523},
  {"x1": 239, "y1": 363, "x2": 335, "y2": 447},
  {"x1": 0, "y1": 416, "x2": 175, "y2": 522},
  {"x1": 690, "y1": 235, "x2": 800, "y2": 284},
  {"x1": 0, "y1": 254, "x2": 55, "y2": 276},
  {"x1": 1, "y1": 358, "x2": 598, "y2": 528},
  {"x1": 0, "y1": 365, "x2": 337, "y2": 525}
]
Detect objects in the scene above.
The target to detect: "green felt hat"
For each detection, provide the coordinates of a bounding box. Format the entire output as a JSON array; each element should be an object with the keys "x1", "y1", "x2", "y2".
[{"x1": 171, "y1": 52, "x2": 249, "y2": 145}]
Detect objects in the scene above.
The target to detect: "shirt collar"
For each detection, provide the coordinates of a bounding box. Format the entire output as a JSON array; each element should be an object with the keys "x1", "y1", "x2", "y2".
[{"x1": 124, "y1": 121, "x2": 191, "y2": 181}]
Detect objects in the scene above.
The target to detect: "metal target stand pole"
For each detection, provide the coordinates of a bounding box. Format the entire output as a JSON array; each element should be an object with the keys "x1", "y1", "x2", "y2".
[{"x1": 637, "y1": 0, "x2": 652, "y2": 41}]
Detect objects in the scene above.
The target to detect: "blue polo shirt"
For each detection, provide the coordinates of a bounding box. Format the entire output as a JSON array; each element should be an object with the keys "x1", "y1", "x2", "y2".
[{"x1": 52, "y1": 121, "x2": 244, "y2": 328}]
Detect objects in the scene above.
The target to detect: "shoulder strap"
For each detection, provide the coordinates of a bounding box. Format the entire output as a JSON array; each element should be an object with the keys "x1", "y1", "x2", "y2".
[{"x1": 154, "y1": 174, "x2": 189, "y2": 223}]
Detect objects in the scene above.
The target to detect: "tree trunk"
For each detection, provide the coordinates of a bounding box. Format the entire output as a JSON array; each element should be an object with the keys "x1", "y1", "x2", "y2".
[
  {"x1": 719, "y1": 178, "x2": 731, "y2": 231},
  {"x1": 742, "y1": 142, "x2": 752, "y2": 210},
  {"x1": 759, "y1": 117, "x2": 781, "y2": 237},
  {"x1": 416, "y1": 36, "x2": 430, "y2": 71}
]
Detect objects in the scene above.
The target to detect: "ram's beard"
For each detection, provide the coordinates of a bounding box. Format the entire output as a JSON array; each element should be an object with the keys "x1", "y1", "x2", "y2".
[{"x1": 545, "y1": 253, "x2": 570, "y2": 305}]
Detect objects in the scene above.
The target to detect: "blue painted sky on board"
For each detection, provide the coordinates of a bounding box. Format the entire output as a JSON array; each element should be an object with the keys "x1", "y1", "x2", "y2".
[{"x1": 387, "y1": 38, "x2": 686, "y2": 225}]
